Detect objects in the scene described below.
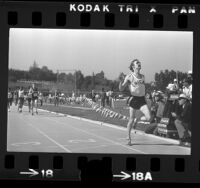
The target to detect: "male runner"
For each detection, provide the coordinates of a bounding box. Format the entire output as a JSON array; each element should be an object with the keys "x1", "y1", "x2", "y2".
[
  {"x1": 7, "y1": 88, "x2": 13, "y2": 112},
  {"x1": 119, "y1": 59, "x2": 151, "y2": 145},
  {"x1": 30, "y1": 83, "x2": 39, "y2": 115},
  {"x1": 18, "y1": 86, "x2": 25, "y2": 113}
]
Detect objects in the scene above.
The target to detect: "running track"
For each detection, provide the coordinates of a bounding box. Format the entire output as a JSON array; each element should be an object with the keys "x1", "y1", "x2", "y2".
[{"x1": 7, "y1": 105, "x2": 190, "y2": 155}]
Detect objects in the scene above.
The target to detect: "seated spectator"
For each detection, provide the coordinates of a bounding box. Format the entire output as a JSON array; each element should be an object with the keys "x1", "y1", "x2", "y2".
[
  {"x1": 172, "y1": 94, "x2": 192, "y2": 145},
  {"x1": 182, "y1": 78, "x2": 192, "y2": 101},
  {"x1": 174, "y1": 79, "x2": 179, "y2": 89},
  {"x1": 155, "y1": 92, "x2": 165, "y2": 123},
  {"x1": 166, "y1": 79, "x2": 179, "y2": 95},
  {"x1": 145, "y1": 92, "x2": 153, "y2": 111},
  {"x1": 144, "y1": 92, "x2": 165, "y2": 134}
]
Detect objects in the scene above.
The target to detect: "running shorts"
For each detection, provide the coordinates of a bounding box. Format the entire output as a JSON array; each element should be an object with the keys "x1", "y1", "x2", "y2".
[{"x1": 127, "y1": 96, "x2": 146, "y2": 110}]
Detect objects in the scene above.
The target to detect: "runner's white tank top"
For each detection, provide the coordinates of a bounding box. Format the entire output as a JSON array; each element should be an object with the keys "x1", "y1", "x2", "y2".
[
  {"x1": 18, "y1": 90, "x2": 24, "y2": 98},
  {"x1": 124, "y1": 72, "x2": 145, "y2": 97}
]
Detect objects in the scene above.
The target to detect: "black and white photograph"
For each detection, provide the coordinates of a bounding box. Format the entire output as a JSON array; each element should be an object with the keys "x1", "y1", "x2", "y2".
[{"x1": 7, "y1": 28, "x2": 192, "y2": 154}]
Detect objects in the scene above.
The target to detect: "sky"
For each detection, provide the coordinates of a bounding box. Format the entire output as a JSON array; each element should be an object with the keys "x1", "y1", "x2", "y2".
[{"x1": 9, "y1": 28, "x2": 193, "y2": 82}]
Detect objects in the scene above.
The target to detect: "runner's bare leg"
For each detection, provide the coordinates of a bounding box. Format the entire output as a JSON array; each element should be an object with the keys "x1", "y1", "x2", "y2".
[
  {"x1": 35, "y1": 100, "x2": 38, "y2": 114},
  {"x1": 127, "y1": 107, "x2": 137, "y2": 145}
]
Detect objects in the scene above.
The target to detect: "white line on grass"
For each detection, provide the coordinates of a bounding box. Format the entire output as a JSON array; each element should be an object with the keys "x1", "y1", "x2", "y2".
[{"x1": 19, "y1": 116, "x2": 72, "y2": 153}]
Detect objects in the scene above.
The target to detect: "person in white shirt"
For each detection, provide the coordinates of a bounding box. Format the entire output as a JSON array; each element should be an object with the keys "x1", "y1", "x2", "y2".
[
  {"x1": 182, "y1": 78, "x2": 192, "y2": 101},
  {"x1": 38, "y1": 92, "x2": 43, "y2": 106},
  {"x1": 18, "y1": 86, "x2": 25, "y2": 113},
  {"x1": 119, "y1": 59, "x2": 151, "y2": 145}
]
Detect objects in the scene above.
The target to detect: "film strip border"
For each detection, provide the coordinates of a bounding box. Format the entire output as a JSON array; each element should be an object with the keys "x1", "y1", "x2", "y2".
[
  {"x1": 0, "y1": 2, "x2": 198, "y2": 29},
  {"x1": 1, "y1": 2, "x2": 200, "y2": 183},
  {"x1": 1, "y1": 154, "x2": 200, "y2": 182}
]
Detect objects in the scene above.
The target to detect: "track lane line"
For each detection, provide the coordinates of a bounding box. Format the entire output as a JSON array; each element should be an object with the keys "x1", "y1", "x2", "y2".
[
  {"x1": 36, "y1": 107, "x2": 182, "y2": 145},
  {"x1": 19, "y1": 116, "x2": 72, "y2": 153},
  {"x1": 44, "y1": 117, "x2": 147, "y2": 154}
]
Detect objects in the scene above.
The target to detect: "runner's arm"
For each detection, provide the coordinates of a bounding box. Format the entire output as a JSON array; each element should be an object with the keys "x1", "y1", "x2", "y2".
[{"x1": 119, "y1": 75, "x2": 130, "y2": 91}]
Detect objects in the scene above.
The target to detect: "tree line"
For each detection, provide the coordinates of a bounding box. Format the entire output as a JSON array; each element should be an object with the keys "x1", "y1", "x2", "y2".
[{"x1": 9, "y1": 62, "x2": 188, "y2": 93}]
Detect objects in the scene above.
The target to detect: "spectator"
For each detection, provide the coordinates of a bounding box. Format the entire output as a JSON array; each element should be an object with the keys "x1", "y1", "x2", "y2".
[
  {"x1": 91, "y1": 89, "x2": 96, "y2": 102},
  {"x1": 14, "y1": 87, "x2": 19, "y2": 106},
  {"x1": 100, "y1": 88, "x2": 106, "y2": 107},
  {"x1": 155, "y1": 92, "x2": 165, "y2": 123},
  {"x1": 106, "y1": 90, "x2": 110, "y2": 106},
  {"x1": 145, "y1": 92, "x2": 165, "y2": 134},
  {"x1": 173, "y1": 79, "x2": 179, "y2": 91},
  {"x1": 145, "y1": 92, "x2": 153, "y2": 111},
  {"x1": 27, "y1": 86, "x2": 32, "y2": 112},
  {"x1": 18, "y1": 86, "x2": 25, "y2": 113},
  {"x1": 8, "y1": 88, "x2": 13, "y2": 112},
  {"x1": 151, "y1": 90, "x2": 156, "y2": 103},
  {"x1": 108, "y1": 90, "x2": 114, "y2": 108},
  {"x1": 182, "y1": 78, "x2": 192, "y2": 100},
  {"x1": 49, "y1": 93, "x2": 52, "y2": 103},
  {"x1": 187, "y1": 70, "x2": 192, "y2": 83},
  {"x1": 166, "y1": 79, "x2": 179, "y2": 95},
  {"x1": 54, "y1": 90, "x2": 59, "y2": 106},
  {"x1": 38, "y1": 92, "x2": 43, "y2": 106},
  {"x1": 95, "y1": 94, "x2": 100, "y2": 102},
  {"x1": 172, "y1": 94, "x2": 192, "y2": 145}
]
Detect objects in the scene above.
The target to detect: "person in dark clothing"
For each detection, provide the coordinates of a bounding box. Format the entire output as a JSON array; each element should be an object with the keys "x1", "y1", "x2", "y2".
[
  {"x1": 30, "y1": 83, "x2": 39, "y2": 115},
  {"x1": 145, "y1": 92, "x2": 165, "y2": 134},
  {"x1": 54, "y1": 90, "x2": 59, "y2": 106},
  {"x1": 101, "y1": 88, "x2": 106, "y2": 107},
  {"x1": 172, "y1": 93, "x2": 192, "y2": 145},
  {"x1": 91, "y1": 90, "x2": 96, "y2": 102}
]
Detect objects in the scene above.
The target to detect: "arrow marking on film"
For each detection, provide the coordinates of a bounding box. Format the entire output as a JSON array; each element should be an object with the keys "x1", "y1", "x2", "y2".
[
  {"x1": 20, "y1": 169, "x2": 39, "y2": 177},
  {"x1": 113, "y1": 171, "x2": 131, "y2": 180}
]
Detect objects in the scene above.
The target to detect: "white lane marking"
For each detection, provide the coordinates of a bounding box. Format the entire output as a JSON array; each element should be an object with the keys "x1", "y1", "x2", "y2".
[
  {"x1": 36, "y1": 107, "x2": 181, "y2": 145},
  {"x1": 47, "y1": 143, "x2": 117, "y2": 151},
  {"x1": 14, "y1": 106, "x2": 184, "y2": 147},
  {"x1": 45, "y1": 117, "x2": 147, "y2": 154},
  {"x1": 73, "y1": 144, "x2": 118, "y2": 151},
  {"x1": 19, "y1": 117, "x2": 72, "y2": 153},
  {"x1": 11, "y1": 142, "x2": 41, "y2": 146},
  {"x1": 68, "y1": 139, "x2": 96, "y2": 143}
]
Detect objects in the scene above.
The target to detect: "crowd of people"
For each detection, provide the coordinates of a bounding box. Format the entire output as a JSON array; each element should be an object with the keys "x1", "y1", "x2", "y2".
[{"x1": 8, "y1": 83, "x2": 42, "y2": 115}]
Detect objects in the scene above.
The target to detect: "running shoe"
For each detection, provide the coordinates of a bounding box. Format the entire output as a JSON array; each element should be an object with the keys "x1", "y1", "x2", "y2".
[{"x1": 127, "y1": 139, "x2": 132, "y2": 146}]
